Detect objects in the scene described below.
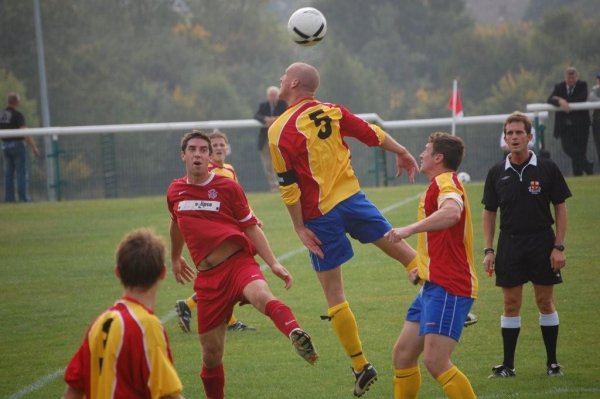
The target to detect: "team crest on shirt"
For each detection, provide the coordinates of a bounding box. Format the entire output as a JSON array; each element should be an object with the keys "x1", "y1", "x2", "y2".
[
  {"x1": 528, "y1": 180, "x2": 541, "y2": 194},
  {"x1": 208, "y1": 189, "x2": 218, "y2": 199}
]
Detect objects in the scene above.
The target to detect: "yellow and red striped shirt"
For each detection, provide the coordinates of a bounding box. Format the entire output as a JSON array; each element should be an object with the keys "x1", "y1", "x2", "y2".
[
  {"x1": 268, "y1": 99, "x2": 385, "y2": 220},
  {"x1": 64, "y1": 297, "x2": 182, "y2": 399},
  {"x1": 416, "y1": 172, "x2": 478, "y2": 298}
]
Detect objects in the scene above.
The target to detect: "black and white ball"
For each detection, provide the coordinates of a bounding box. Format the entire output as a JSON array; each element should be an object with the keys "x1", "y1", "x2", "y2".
[
  {"x1": 287, "y1": 7, "x2": 327, "y2": 47},
  {"x1": 457, "y1": 172, "x2": 471, "y2": 184}
]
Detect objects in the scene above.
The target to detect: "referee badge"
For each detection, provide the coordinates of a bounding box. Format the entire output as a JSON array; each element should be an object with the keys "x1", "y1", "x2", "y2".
[{"x1": 528, "y1": 180, "x2": 541, "y2": 195}]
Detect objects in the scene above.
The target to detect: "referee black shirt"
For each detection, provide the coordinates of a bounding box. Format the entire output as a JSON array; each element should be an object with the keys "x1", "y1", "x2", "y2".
[{"x1": 482, "y1": 151, "x2": 572, "y2": 235}]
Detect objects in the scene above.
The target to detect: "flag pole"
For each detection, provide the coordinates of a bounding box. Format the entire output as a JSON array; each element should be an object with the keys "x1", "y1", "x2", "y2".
[{"x1": 451, "y1": 79, "x2": 458, "y2": 136}]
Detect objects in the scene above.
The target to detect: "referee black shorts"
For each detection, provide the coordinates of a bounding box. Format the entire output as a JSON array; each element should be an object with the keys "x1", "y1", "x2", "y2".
[{"x1": 495, "y1": 228, "x2": 563, "y2": 288}]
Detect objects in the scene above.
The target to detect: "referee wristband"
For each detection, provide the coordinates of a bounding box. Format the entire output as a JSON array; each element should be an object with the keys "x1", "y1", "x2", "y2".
[{"x1": 484, "y1": 247, "x2": 495, "y2": 255}]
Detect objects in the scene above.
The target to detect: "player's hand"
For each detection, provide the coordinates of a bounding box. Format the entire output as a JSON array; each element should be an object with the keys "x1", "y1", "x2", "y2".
[
  {"x1": 408, "y1": 268, "x2": 421, "y2": 285},
  {"x1": 550, "y1": 249, "x2": 566, "y2": 273},
  {"x1": 172, "y1": 256, "x2": 195, "y2": 284},
  {"x1": 395, "y1": 152, "x2": 419, "y2": 183},
  {"x1": 385, "y1": 227, "x2": 411, "y2": 243},
  {"x1": 483, "y1": 252, "x2": 495, "y2": 277},
  {"x1": 270, "y1": 262, "x2": 294, "y2": 289},
  {"x1": 296, "y1": 226, "x2": 324, "y2": 259}
]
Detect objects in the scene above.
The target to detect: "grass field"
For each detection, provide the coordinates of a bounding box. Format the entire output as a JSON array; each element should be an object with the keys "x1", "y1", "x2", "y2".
[{"x1": 1, "y1": 177, "x2": 599, "y2": 398}]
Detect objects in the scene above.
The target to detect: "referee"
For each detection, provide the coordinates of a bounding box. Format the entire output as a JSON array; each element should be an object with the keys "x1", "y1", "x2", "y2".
[{"x1": 482, "y1": 112, "x2": 571, "y2": 378}]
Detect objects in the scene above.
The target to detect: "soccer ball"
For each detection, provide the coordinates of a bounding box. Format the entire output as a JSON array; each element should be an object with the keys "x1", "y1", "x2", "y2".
[
  {"x1": 287, "y1": 7, "x2": 327, "y2": 47},
  {"x1": 457, "y1": 172, "x2": 471, "y2": 184}
]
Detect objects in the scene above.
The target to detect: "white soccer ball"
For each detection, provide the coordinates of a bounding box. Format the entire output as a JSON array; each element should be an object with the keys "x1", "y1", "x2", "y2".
[
  {"x1": 457, "y1": 172, "x2": 471, "y2": 184},
  {"x1": 287, "y1": 7, "x2": 327, "y2": 47}
]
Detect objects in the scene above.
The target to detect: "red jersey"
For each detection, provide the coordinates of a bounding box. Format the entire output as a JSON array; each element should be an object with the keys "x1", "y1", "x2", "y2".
[
  {"x1": 166, "y1": 173, "x2": 258, "y2": 265},
  {"x1": 268, "y1": 99, "x2": 385, "y2": 220},
  {"x1": 416, "y1": 172, "x2": 478, "y2": 298},
  {"x1": 64, "y1": 298, "x2": 182, "y2": 399}
]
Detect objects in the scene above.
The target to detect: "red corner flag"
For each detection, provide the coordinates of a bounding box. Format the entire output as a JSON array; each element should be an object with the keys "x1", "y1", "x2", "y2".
[{"x1": 448, "y1": 88, "x2": 464, "y2": 118}]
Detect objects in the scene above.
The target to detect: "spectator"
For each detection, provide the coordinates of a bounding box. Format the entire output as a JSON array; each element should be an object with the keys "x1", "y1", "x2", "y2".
[
  {"x1": 254, "y1": 86, "x2": 287, "y2": 191},
  {"x1": 63, "y1": 228, "x2": 185, "y2": 399},
  {"x1": 547, "y1": 66, "x2": 592, "y2": 176},
  {"x1": 483, "y1": 112, "x2": 571, "y2": 378},
  {"x1": 1, "y1": 92, "x2": 40, "y2": 202},
  {"x1": 588, "y1": 71, "x2": 600, "y2": 168}
]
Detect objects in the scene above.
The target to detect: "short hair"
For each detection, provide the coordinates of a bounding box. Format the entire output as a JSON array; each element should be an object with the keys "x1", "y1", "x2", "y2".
[
  {"x1": 115, "y1": 229, "x2": 165, "y2": 289},
  {"x1": 267, "y1": 86, "x2": 279, "y2": 96},
  {"x1": 210, "y1": 129, "x2": 229, "y2": 144},
  {"x1": 428, "y1": 132, "x2": 464, "y2": 171},
  {"x1": 565, "y1": 66, "x2": 577, "y2": 76},
  {"x1": 503, "y1": 111, "x2": 532, "y2": 135},
  {"x1": 7, "y1": 92, "x2": 19, "y2": 105},
  {"x1": 181, "y1": 129, "x2": 212, "y2": 154}
]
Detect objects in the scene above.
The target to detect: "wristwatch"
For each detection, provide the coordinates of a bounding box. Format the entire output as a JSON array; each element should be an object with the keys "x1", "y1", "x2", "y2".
[{"x1": 553, "y1": 244, "x2": 565, "y2": 252}]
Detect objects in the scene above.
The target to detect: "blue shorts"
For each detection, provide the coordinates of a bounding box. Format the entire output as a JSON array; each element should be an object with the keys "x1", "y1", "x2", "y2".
[
  {"x1": 304, "y1": 191, "x2": 392, "y2": 272},
  {"x1": 406, "y1": 282, "x2": 474, "y2": 341}
]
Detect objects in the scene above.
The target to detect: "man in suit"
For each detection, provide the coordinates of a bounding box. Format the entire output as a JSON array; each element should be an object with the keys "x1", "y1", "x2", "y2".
[
  {"x1": 547, "y1": 66, "x2": 592, "y2": 176},
  {"x1": 254, "y1": 86, "x2": 287, "y2": 191}
]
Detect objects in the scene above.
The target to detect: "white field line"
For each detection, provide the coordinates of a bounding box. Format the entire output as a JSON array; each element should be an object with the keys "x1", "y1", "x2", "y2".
[{"x1": 8, "y1": 193, "x2": 420, "y2": 398}]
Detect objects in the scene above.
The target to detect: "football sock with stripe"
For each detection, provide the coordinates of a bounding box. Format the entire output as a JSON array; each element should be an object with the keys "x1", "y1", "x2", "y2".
[
  {"x1": 501, "y1": 315, "x2": 521, "y2": 369},
  {"x1": 328, "y1": 301, "x2": 368, "y2": 372},
  {"x1": 393, "y1": 366, "x2": 421, "y2": 399},
  {"x1": 265, "y1": 299, "x2": 300, "y2": 336},
  {"x1": 436, "y1": 365, "x2": 476, "y2": 399},
  {"x1": 539, "y1": 311, "x2": 559, "y2": 365},
  {"x1": 200, "y1": 363, "x2": 225, "y2": 399}
]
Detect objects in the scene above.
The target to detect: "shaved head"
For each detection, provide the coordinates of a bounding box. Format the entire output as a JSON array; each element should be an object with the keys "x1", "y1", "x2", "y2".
[
  {"x1": 287, "y1": 62, "x2": 320, "y2": 92},
  {"x1": 279, "y1": 62, "x2": 320, "y2": 104}
]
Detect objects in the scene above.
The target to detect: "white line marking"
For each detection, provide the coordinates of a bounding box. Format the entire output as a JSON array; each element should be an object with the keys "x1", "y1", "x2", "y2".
[
  {"x1": 7, "y1": 368, "x2": 65, "y2": 399},
  {"x1": 7, "y1": 194, "x2": 420, "y2": 398}
]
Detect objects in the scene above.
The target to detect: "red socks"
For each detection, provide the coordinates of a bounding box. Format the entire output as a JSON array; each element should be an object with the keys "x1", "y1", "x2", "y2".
[
  {"x1": 201, "y1": 363, "x2": 224, "y2": 399},
  {"x1": 265, "y1": 299, "x2": 300, "y2": 336}
]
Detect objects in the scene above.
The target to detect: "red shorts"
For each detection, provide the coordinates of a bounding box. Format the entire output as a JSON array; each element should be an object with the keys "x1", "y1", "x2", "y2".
[{"x1": 193, "y1": 252, "x2": 265, "y2": 334}]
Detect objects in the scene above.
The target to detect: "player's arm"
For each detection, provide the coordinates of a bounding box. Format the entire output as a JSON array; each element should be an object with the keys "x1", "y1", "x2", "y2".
[
  {"x1": 244, "y1": 224, "x2": 293, "y2": 289},
  {"x1": 62, "y1": 386, "x2": 84, "y2": 399},
  {"x1": 285, "y1": 201, "x2": 323, "y2": 259},
  {"x1": 386, "y1": 198, "x2": 462, "y2": 242},
  {"x1": 551, "y1": 202, "x2": 568, "y2": 272},
  {"x1": 379, "y1": 132, "x2": 418, "y2": 183},
  {"x1": 169, "y1": 219, "x2": 194, "y2": 283},
  {"x1": 482, "y1": 209, "x2": 497, "y2": 276}
]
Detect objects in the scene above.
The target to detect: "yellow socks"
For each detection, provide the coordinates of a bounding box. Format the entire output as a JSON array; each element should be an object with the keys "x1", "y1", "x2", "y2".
[
  {"x1": 227, "y1": 314, "x2": 238, "y2": 326},
  {"x1": 185, "y1": 294, "x2": 197, "y2": 310},
  {"x1": 328, "y1": 301, "x2": 367, "y2": 372},
  {"x1": 394, "y1": 366, "x2": 421, "y2": 399},
  {"x1": 436, "y1": 366, "x2": 476, "y2": 399}
]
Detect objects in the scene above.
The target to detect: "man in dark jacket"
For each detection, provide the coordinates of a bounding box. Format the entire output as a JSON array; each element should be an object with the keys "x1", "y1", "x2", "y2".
[
  {"x1": 254, "y1": 86, "x2": 287, "y2": 191},
  {"x1": 547, "y1": 67, "x2": 592, "y2": 176}
]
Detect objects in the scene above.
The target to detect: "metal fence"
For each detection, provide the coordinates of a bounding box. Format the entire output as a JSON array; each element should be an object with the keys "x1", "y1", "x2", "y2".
[{"x1": 1, "y1": 104, "x2": 599, "y2": 202}]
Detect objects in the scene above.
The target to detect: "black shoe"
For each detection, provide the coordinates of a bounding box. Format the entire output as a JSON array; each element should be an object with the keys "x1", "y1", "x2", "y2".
[
  {"x1": 488, "y1": 364, "x2": 516, "y2": 378},
  {"x1": 352, "y1": 363, "x2": 378, "y2": 397},
  {"x1": 290, "y1": 328, "x2": 319, "y2": 365},
  {"x1": 175, "y1": 300, "x2": 192, "y2": 333},
  {"x1": 227, "y1": 320, "x2": 256, "y2": 332},
  {"x1": 464, "y1": 312, "x2": 478, "y2": 327},
  {"x1": 547, "y1": 363, "x2": 563, "y2": 376}
]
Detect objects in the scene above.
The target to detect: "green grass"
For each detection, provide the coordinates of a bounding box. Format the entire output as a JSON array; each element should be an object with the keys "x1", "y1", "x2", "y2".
[{"x1": 1, "y1": 177, "x2": 599, "y2": 398}]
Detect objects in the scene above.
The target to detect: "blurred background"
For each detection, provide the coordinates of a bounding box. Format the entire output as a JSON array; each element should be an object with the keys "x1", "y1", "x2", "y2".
[{"x1": 1, "y1": 0, "x2": 598, "y2": 200}]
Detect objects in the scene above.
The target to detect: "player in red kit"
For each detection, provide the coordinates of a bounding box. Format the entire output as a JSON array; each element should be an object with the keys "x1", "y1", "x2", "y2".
[{"x1": 167, "y1": 130, "x2": 317, "y2": 399}]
